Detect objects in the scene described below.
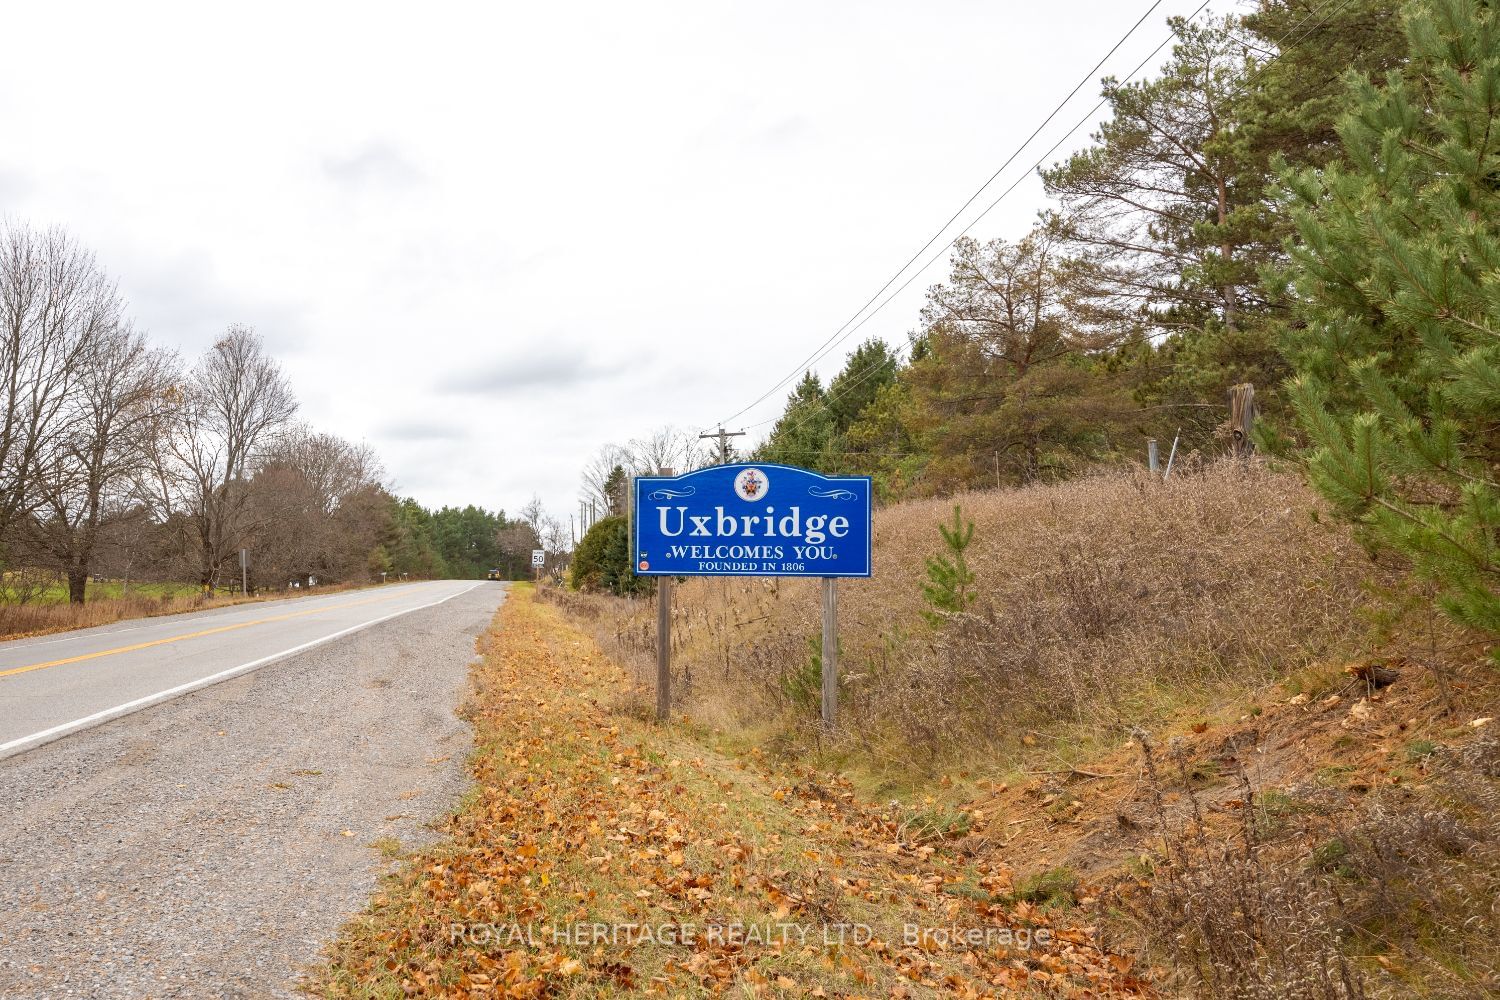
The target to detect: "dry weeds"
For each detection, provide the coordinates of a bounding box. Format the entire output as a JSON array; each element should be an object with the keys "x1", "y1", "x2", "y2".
[
  {"x1": 1118, "y1": 732, "x2": 1500, "y2": 1000},
  {"x1": 545, "y1": 460, "x2": 1500, "y2": 999},
  {"x1": 558, "y1": 461, "x2": 1384, "y2": 767}
]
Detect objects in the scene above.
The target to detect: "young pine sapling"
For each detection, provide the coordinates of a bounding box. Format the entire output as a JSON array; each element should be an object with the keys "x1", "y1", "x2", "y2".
[{"x1": 922, "y1": 504, "x2": 976, "y2": 626}]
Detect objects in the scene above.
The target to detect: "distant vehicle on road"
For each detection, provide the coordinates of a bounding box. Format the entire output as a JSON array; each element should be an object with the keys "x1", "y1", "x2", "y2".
[{"x1": 486, "y1": 568, "x2": 502, "y2": 581}]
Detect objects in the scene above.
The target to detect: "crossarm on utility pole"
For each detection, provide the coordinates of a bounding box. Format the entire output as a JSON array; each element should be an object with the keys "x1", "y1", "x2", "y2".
[{"x1": 698, "y1": 425, "x2": 746, "y2": 465}]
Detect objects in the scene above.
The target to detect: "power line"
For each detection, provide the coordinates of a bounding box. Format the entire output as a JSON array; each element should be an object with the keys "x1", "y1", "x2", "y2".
[
  {"x1": 761, "y1": 0, "x2": 1355, "y2": 445},
  {"x1": 750, "y1": 1, "x2": 1216, "y2": 435},
  {"x1": 707, "y1": 0, "x2": 1175, "y2": 433}
]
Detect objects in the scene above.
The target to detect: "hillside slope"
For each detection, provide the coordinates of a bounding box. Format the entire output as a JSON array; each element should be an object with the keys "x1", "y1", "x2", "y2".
[{"x1": 554, "y1": 462, "x2": 1500, "y2": 998}]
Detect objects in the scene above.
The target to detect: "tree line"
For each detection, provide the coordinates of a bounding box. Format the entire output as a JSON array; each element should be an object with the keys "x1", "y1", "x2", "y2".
[
  {"x1": 0, "y1": 223, "x2": 534, "y2": 603},
  {"x1": 637, "y1": 0, "x2": 1500, "y2": 637},
  {"x1": 755, "y1": 0, "x2": 1416, "y2": 490}
]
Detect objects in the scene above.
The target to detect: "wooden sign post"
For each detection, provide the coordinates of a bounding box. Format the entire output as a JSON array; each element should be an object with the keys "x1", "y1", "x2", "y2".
[
  {"x1": 654, "y1": 469, "x2": 673, "y2": 722},
  {"x1": 821, "y1": 577, "x2": 838, "y2": 731},
  {"x1": 656, "y1": 577, "x2": 671, "y2": 721}
]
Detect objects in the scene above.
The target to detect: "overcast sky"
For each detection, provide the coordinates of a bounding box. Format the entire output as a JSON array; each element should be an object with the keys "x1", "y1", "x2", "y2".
[{"x1": 0, "y1": 0, "x2": 1213, "y2": 522}]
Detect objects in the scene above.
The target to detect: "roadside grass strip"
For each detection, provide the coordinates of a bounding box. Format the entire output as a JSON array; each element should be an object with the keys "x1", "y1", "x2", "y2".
[{"x1": 311, "y1": 585, "x2": 1144, "y2": 998}]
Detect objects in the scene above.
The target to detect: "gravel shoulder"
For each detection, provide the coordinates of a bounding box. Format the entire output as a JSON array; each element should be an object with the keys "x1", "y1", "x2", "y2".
[{"x1": 0, "y1": 581, "x2": 507, "y2": 999}]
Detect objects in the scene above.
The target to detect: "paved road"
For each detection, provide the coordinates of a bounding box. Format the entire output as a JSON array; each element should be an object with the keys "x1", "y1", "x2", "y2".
[
  {"x1": 0, "y1": 579, "x2": 507, "y2": 998},
  {"x1": 0, "y1": 580, "x2": 483, "y2": 759}
]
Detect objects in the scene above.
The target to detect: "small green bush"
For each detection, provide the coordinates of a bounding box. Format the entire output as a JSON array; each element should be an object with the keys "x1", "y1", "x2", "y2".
[
  {"x1": 570, "y1": 516, "x2": 652, "y2": 596},
  {"x1": 1009, "y1": 867, "x2": 1077, "y2": 907},
  {"x1": 778, "y1": 634, "x2": 842, "y2": 713}
]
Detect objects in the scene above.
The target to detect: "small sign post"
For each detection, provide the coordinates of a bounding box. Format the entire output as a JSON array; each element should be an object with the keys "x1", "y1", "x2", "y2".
[
  {"x1": 531, "y1": 548, "x2": 545, "y2": 581},
  {"x1": 633, "y1": 463, "x2": 872, "y2": 728}
]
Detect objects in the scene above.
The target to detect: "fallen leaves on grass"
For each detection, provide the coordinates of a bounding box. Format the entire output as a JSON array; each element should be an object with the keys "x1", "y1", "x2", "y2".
[{"x1": 311, "y1": 587, "x2": 1144, "y2": 998}]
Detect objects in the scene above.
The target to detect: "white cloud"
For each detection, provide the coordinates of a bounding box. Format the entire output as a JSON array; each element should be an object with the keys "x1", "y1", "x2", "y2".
[
  {"x1": 0, "y1": 0, "x2": 1201, "y2": 520},
  {"x1": 323, "y1": 141, "x2": 426, "y2": 190}
]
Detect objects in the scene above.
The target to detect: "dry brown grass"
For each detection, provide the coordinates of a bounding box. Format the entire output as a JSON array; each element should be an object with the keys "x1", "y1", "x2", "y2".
[
  {"x1": 556, "y1": 460, "x2": 1386, "y2": 770},
  {"x1": 1117, "y1": 732, "x2": 1500, "y2": 1000},
  {"x1": 0, "y1": 580, "x2": 375, "y2": 641},
  {"x1": 1121, "y1": 734, "x2": 1371, "y2": 1000}
]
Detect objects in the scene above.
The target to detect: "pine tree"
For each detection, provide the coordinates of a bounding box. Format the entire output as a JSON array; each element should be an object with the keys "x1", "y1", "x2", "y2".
[
  {"x1": 1043, "y1": 17, "x2": 1268, "y2": 339},
  {"x1": 757, "y1": 344, "x2": 901, "y2": 474},
  {"x1": 825, "y1": 338, "x2": 899, "y2": 432},
  {"x1": 602, "y1": 464, "x2": 628, "y2": 515},
  {"x1": 1240, "y1": 0, "x2": 1409, "y2": 213},
  {"x1": 922, "y1": 505, "x2": 977, "y2": 626},
  {"x1": 1042, "y1": 16, "x2": 1296, "y2": 452},
  {"x1": 1282, "y1": 0, "x2": 1500, "y2": 635},
  {"x1": 902, "y1": 230, "x2": 1131, "y2": 490},
  {"x1": 755, "y1": 372, "x2": 837, "y2": 470}
]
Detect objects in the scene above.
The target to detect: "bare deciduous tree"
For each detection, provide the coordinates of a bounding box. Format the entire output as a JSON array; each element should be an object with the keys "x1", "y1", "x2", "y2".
[
  {"x1": 153, "y1": 326, "x2": 297, "y2": 588},
  {"x1": 248, "y1": 426, "x2": 386, "y2": 586},
  {"x1": 517, "y1": 494, "x2": 546, "y2": 538},
  {"x1": 627, "y1": 425, "x2": 707, "y2": 475},
  {"x1": 495, "y1": 521, "x2": 539, "y2": 579},
  {"x1": 579, "y1": 443, "x2": 632, "y2": 514},
  {"x1": 29, "y1": 322, "x2": 176, "y2": 602},
  {"x1": 0, "y1": 223, "x2": 118, "y2": 548}
]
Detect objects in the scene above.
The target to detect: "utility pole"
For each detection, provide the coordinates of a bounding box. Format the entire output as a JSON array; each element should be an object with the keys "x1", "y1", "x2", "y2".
[
  {"x1": 699, "y1": 425, "x2": 746, "y2": 465},
  {"x1": 240, "y1": 548, "x2": 248, "y2": 596}
]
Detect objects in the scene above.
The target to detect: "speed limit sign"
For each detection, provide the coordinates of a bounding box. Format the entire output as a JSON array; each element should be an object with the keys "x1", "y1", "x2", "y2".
[{"x1": 531, "y1": 549, "x2": 545, "y2": 568}]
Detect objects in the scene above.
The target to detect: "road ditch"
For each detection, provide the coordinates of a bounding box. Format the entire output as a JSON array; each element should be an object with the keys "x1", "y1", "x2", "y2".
[{"x1": 311, "y1": 585, "x2": 1142, "y2": 998}]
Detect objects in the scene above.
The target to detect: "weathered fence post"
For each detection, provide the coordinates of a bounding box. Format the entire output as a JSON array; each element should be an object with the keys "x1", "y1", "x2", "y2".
[
  {"x1": 1164, "y1": 428, "x2": 1181, "y2": 480},
  {"x1": 1229, "y1": 383, "x2": 1256, "y2": 459},
  {"x1": 821, "y1": 577, "x2": 838, "y2": 732},
  {"x1": 1147, "y1": 438, "x2": 1159, "y2": 474}
]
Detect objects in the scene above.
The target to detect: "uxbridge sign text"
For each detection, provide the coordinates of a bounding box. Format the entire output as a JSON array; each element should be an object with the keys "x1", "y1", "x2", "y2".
[{"x1": 632, "y1": 464, "x2": 872, "y2": 577}]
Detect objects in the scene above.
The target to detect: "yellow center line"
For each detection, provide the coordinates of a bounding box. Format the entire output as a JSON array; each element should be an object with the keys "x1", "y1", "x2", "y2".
[{"x1": 0, "y1": 591, "x2": 407, "y2": 680}]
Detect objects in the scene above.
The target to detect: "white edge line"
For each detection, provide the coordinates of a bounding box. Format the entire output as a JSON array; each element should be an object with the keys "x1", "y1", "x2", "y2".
[{"x1": 0, "y1": 581, "x2": 490, "y2": 761}]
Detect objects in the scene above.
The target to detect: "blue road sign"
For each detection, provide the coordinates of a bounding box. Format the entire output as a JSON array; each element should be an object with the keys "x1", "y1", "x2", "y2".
[{"x1": 633, "y1": 464, "x2": 872, "y2": 577}]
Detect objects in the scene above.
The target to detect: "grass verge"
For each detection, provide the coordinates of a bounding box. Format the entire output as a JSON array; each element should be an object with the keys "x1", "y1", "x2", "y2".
[
  {"x1": 309, "y1": 585, "x2": 1145, "y2": 998},
  {"x1": 0, "y1": 579, "x2": 389, "y2": 641}
]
